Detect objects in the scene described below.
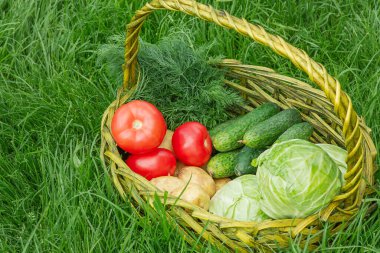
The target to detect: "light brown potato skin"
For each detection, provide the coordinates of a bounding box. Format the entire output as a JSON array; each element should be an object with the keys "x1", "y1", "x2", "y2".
[
  {"x1": 158, "y1": 130, "x2": 174, "y2": 152},
  {"x1": 214, "y1": 178, "x2": 231, "y2": 192},
  {"x1": 177, "y1": 166, "x2": 216, "y2": 197},
  {"x1": 151, "y1": 176, "x2": 185, "y2": 194},
  {"x1": 150, "y1": 176, "x2": 210, "y2": 210},
  {"x1": 175, "y1": 161, "x2": 186, "y2": 176},
  {"x1": 171, "y1": 183, "x2": 210, "y2": 210}
]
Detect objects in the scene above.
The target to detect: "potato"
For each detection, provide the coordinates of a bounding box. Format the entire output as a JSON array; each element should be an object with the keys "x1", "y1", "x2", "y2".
[
  {"x1": 176, "y1": 161, "x2": 206, "y2": 174},
  {"x1": 175, "y1": 161, "x2": 186, "y2": 176},
  {"x1": 158, "y1": 130, "x2": 174, "y2": 152},
  {"x1": 171, "y1": 183, "x2": 210, "y2": 210},
  {"x1": 151, "y1": 176, "x2": 185, "y2": 194},
  {"x1": 214, "y1": 178, "x2": 231, "y2": 192},
  {"x1": 151, "y1": 175, "x2": 210, "y2": 210},
  {"x1": 177, "y1": 166, "x2": 216, "y2": 197}
]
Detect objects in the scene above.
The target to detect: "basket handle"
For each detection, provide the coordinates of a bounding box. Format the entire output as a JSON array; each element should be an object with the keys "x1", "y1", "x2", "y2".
[{"x1": 124, "y1": 0, "x2": 364, "y2": 184}]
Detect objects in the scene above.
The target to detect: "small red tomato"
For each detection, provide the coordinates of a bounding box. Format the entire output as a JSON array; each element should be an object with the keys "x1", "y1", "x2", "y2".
[
  {"x1": 111, "y1": 100, "x2": 166, "y2": 154},
  {"x1": 172, "y1": 122, "x2": 212, "y2": 167},
  {"x1": 126, "y1": 148, "x2": 176, "y2": 180}
]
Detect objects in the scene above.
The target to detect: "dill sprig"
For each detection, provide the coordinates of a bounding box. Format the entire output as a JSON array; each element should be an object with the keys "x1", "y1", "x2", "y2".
[{"x1": 97, "y1": 33, "x2": 243, "y2": 130}]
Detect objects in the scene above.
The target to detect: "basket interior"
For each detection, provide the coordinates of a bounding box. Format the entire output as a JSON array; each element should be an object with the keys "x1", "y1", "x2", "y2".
[
  {"x1": 219, "y1": 60, "x2": 345, "y2": 147},
  {"x1": 102, "y1": 59, "x2": 376, "y2": 252}
]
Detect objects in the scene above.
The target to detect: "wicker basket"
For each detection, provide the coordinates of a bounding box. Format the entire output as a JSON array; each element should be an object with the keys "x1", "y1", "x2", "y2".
[{"x1": 100, "y1": 0, "x2": 377, "y2": 251}]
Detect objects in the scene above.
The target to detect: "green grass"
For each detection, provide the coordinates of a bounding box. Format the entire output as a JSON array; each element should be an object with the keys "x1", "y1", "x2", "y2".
[{"x1": 0, "y1": 0, "x2": 379, "y2": 252}]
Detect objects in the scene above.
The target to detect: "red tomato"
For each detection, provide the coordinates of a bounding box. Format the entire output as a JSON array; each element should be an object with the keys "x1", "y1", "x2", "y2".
[
  {"x1": 111, "y1": 100, "x2": 166, "y2": 154},
  {"x1": 172, "y1": 122, "x2": 212, "y2": 167},
  {"x1": 126, "y1": 148, "x2": 176, "y2": 180}
]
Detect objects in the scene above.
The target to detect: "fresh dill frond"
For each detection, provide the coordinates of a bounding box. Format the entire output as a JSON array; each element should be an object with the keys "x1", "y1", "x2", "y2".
[{"x1": 97, "y1": 33, "x2": 243, "y2": 130}]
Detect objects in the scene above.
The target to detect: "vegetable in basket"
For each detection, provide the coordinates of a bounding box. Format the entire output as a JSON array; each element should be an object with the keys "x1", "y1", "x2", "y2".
[
  {"x1": 151, "y1": 176, "x2": 186, "y2": 195},
  {"x1": 151, "y1": 176, "x2": 210, "y2": 209},
  {"x1": 254, "y1": 139, "x2": 342, "y2": 219},
  {"x1": 209, "y1": 175, "x2": 268, "y2": 222},
  {"x1": 97, "y1": 34, "x2": 243, "y2": 131},
  {"x1": 207, "y1": 150, "x2": 240, "y2": 178},
  {"x1": 171, "y1": 183, "x2": 210, "y2": 210},
  {"x1": 317, "y1": 143, "x2": 348, "y2": 181},
  {"x1": 234, "y1": 146, "x2": 264, "y2": 176},
  {"x1": 126, "y1": 148, "x2": 176, "y2": 180},
  {"x1": 172, "y1": 122, "x2": 212, "y2": 167},
  {"x1": 159, "y1": 130, "x2": 174, "y2": 152},
  {"x1": 243, "y1": 108, "x2": 302, "y2": 149},
  {"x1": 274, "y1": 122, "x2": 314, "y2": 144},
  {"x1": 211, "y1": 103, "x2": 280, "y2": 152},
  {"x1": 111, "y1": 100, "x2": 167, "y2": 154},
  {"x1": 177, "y1": 166, "x2": 216, "y2": 197},
  {"x1": 214, "y1": 178, "x2": 231, "y2": 191}
]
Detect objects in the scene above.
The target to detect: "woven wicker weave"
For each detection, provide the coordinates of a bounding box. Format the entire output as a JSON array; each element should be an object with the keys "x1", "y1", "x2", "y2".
[{"x1": 100, "y1": 0, "x2": 377, "y2": 251}]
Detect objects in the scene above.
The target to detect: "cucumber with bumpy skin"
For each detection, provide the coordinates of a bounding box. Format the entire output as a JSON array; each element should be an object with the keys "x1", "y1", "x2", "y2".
[
  {"x1": 243, "y1": 109, "x2": 302, "y2": 149},
  {"x1": 274, "y1": 122, "x2": 314, "y2": 144},
  {"x1": 209, "y1": 115, "x2": 243, "y2": 137},
  {"x1": 207, "y1": 150, "x2": 240, "y2": 179},
  {"x1": 211, "y1": 103, "x2": 280, "y2": 152},
  {"x1": 234, "y1": 146, "x2": 264, "y2": 176}
]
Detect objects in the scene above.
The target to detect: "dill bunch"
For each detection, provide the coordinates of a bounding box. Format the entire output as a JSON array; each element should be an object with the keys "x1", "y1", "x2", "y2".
[{"x1": 97, "y1": 33, "x2": 243, "y2": 130}]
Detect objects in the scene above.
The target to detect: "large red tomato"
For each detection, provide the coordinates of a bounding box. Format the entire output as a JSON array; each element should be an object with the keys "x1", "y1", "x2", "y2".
[
  {"x1": 172, "y1": 122, "x2": 212, "y2": 167},
  {"x1": 111, "y1": 100, "x2": 166, "y2": 154},
  {"x1": 126, "y1": 148, "x2": 176, "y2": 180}
]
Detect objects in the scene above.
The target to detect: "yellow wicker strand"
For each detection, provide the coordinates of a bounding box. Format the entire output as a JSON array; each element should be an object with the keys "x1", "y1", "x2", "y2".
[
  {"x1": 203, "y1": 222, "x2": 250, "y2": 253},
  {"x1": 339, "y1": 196, "x2": 360, "y2": 213},
  {"x1": 191, "y1": 209, "x2": 237, "y2": 224},
  {"x1": 234, "y1": 230, "x2": 257, "y2": 248},
  {"x1": 342, "y1": 166, "x2": 364, "y2": 192},
  {"x1": 171, "y1": 208, "x2": 226, "y2": 249},
  {"x1": 345, "y1": 115, "x2": 361, "y2": 145},
  {"x1": 291, "y1": 214, "x2": 319, "y2": 237},
  {"x1": 139, "y1": 191, "x2": 206, "y2": 212},
  {"x1": 344, "y1": 155, "x2": 364, "y2": 179},
  {"x1": 333, "y1": 79, "x2": 342, "y2": 115},
  {"x1": 357, "y1": 179, "x2": 369, "y2": 206},
  {"x1": 362, "y1": 131, "x2": 377, "y2": 183},
  {"x1": 256, "y1": 234, "x2": 292, "y2": 248},
  {"x1": 332, "y1": 182, "x2": 360, "y2": 202},
  {"x1": 110, "y1": 162, "x2": 126, "y2": 199},
  {"x1": 320, "y1": 201, "x2": 342, "y2": 221},
  {"x1": 348, "y1": 134, "x2": 363, "y2": 160},
  {"x1": 342, "y1": 95, "x2": 353, "y2": 136}
]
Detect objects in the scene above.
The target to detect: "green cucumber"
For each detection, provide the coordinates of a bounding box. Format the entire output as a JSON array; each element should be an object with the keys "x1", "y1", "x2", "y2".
[
  {"x1": 209, "y1": 115, "x2": 243, "y2": 137},
  {"x1": 211, "y1": 103, "x2": 280, "y2": 152},
  {"x1": 243, "y1": 109, "x2": 302, "y2": 149},
  {"x1": 274, "y1": 122, "x2": 314, "y2": 144},
  {"x1": 234, "y1": 146, "x2": 264, "y2": 176},
  {"x1": 207, "y1": 150, "x2": 240, "y2": 179}
]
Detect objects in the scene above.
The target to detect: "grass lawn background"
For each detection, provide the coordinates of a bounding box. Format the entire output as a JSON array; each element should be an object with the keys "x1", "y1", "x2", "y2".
[{"x1": 1, "y1": 0, "x2": 379, "y2": 252}]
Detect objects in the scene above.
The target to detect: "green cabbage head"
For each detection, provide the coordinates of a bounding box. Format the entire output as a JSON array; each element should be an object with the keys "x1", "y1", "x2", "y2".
[
  {"x1": 317, "y1": 143, "x2": 347, "y2": 181},
  {"x1": 255, "y1": 139, "x2": 342, "y2": 219},
  {"x1": 209, "y1": 175, "x2": 268, "y2": 221}
]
